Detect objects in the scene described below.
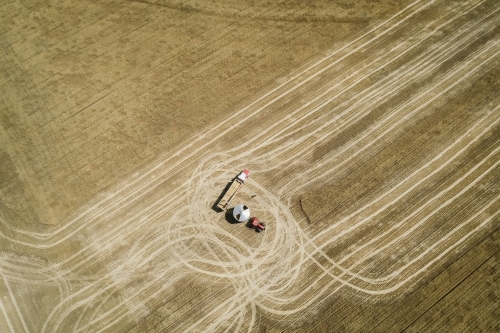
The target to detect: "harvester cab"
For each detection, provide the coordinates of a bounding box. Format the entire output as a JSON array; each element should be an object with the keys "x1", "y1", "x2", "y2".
[{"x1": 237, "y1": 169, "x2": 250, "y2": 182}]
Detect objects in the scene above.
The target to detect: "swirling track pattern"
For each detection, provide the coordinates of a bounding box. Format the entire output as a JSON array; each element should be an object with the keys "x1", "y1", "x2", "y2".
[{"x1": 0, "y1": 0, "x2": 499, "y2": 332}]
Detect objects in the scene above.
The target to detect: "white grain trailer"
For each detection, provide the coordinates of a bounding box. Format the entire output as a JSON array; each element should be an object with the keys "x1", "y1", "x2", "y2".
[{"x1": 216, "y1": 170, "x2": 249, "y2": 211}]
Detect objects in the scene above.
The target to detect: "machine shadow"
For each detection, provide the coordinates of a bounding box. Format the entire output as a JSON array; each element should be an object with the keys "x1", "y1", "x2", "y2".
[
  {"x1": 211, "y1": 181, "x2": 233, "y2": 212},
  {"x1": 225, "y1": 208, "x2": 244, "y2": 224}
]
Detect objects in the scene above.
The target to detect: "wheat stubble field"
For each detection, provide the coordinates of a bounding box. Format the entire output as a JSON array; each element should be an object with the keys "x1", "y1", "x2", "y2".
[{"x1": 0, "y1": 0, "x2": 499, "y2": 332}]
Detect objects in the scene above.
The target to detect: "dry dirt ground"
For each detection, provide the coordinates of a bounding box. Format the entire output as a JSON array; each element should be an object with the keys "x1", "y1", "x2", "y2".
[{"x1": 0, "y1": 0, "x2": 499, "y2": 332}]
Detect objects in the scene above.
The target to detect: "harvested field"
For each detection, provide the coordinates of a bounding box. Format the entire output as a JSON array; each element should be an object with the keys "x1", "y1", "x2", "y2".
[{"x1": 0, "y1": 0, "x2": 499, "y2": 332}]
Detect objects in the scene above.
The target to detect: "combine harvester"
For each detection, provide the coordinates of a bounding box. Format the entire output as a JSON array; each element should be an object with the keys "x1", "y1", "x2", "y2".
[
  {"x1": 216, "y1": 169, "x2": 250, "y2": 211},
  {"x1": 248, "y1": 217, "x2": 266, "y2": 232}
]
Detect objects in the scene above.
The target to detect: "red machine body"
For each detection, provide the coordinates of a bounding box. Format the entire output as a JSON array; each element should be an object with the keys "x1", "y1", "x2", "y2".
[{"x1": 249, "y1": 217, "x2": 266, "y2": 232}]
